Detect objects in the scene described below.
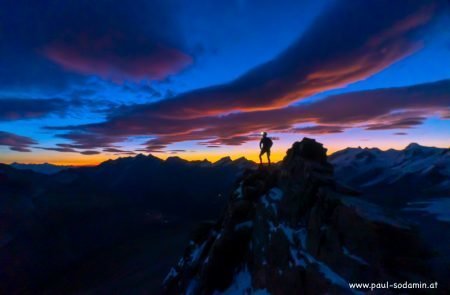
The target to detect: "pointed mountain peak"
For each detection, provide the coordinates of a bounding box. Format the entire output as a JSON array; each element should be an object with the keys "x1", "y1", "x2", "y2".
[
  {"x1": 234, "y1": 156, "x2": 248, "y2": 161},
  {"x1": 137, "y1": 153, "x2": 163, "y2": 162},
  {"x1": 405, "y1": 142, "x2": 422, "y2": 150},
  {"x1": 214, "y1": 156, "x2": 233, "y2": 166}
]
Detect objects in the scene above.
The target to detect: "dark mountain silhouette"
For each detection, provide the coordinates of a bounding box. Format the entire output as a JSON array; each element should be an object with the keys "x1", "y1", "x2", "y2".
[
  {"x1": 164, "y1": 139, "x2": 449, "y2": 294},
  {"x1": 10, "y1": 162, "x2": 73, "y2": 174},
  {"x1": 0, "y1": 155, "x2": 255, "y2": 294}
]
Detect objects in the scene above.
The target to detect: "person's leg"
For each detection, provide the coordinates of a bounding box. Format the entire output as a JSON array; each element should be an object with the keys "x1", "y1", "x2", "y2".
[
  {"x1": 259, "y1": 150, "x2": 263, "y2": 164},
  {"x1": 267, "y1": 149, "x2": 271, "y2": 166}
]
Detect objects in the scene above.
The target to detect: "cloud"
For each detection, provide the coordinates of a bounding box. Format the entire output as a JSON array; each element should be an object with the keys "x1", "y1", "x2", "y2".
[
  {"x1": 0, "y1": 98, "x2": 102, "y2": 121},
  {"x1": 43, "y1": 41, "x2": 192, "y2": 82},
  {"x1": 167, "y1": 149, "x2": 187, "y2": 155},
  {"x1": 54, "y1": 79, "x2": 450, "y2": 150},
  {"x1": 46, "y1": 0, "x2": 444, "y2": 144},
  {"x1": 40, "y1": 1, "x2": 448, "y2": 152},
  {"x1": 1, "y1": 0, "x2": 192, "y2": 86},
  {"x1": 38, "y1": 146, "x2": 78, "y2": 153},
  {"x1": 39, "y1": 145, "x2": 102, "y2": 155},
  {"x1": 79, "y1": 150, "x2": 101, "y2": 155},
  {"x1": 0, "y1": 131, "x2": 37, "y2": 152},
  {"x1": 96, "y1": 0, "x2": 442, "y2": 119},
  {"x1": 0, "y1": 96, "x2": 122, "y2": 121},
  {"x1": 290, "y1": 125, "x2": 345, "y2": 134},
  {"x1": 102, "y1": 147, "x2": 136, "y2": 155},
  {"x1": 199, "y1": 135, "x2": 259, "y2": 146},
  {"x1": 56, "y1": 133, "x2": 125, "y2": 150},
  {"x1": 102, "y1": 148, "x2": 127, "y2": 153},
  {"x1": 0, "y1": 98, "x2": 68, "y2": 121},
  {"x1": 363, "y1": 115, "x2": 425, "y2": 130},
  {"x1": 37, "y1": 0, "x2": 193, "y2": 82}
]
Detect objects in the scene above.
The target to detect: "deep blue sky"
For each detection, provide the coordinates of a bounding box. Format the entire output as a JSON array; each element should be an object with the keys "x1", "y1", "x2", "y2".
[{"x1": 0, "y1": 0, "x2": 449, "y2": 164}]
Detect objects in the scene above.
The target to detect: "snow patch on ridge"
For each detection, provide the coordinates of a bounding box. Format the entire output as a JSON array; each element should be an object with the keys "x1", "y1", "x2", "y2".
[
  {"x1": 290, "y1": 248, "x2": 307, "y2": 267},
  {"x1": 261, "y1": 188, "x2": 283, "y2": 216},
  {"x1": 163, "y1": 267, "x2": 178, "y2": 284},
  {"x1": 234, "y1": 182, "x2": 244, "y2": 199},
  {"x1": 267, "y1": 188, "x2": 283, "y2": 201},
  {"x1": 343, "y1": 247, "x2": 369, "y2": 265},
  {"x1": 300, "y1": 249, "x2": 362, "y2": 294},
  {"x1": 190, "y1": 241, "x2": 207, "y2": 265},
  {"x1": 404, "y1": 198, "x2": 450, "y2": 223}
]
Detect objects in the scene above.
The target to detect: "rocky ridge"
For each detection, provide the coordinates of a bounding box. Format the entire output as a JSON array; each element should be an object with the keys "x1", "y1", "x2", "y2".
[{"x1": 163, "y1": 138, "x2": 437, "y2": 294}]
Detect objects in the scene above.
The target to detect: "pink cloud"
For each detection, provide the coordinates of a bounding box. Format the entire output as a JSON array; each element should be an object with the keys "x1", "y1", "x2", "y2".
[
  {"x1": 43, "y1": 36, "x2": 192, "y2": 82},
  {"x1": 0, "y1": 131, "x2": 37, "y2": 152}
]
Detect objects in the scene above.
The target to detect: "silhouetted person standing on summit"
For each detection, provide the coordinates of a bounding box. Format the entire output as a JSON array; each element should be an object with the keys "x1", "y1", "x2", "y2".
[{"x1": 259, "y1": 132, "x2": 273, "y2": 166}]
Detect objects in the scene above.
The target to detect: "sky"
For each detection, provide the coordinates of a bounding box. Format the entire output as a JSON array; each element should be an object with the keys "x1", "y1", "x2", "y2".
[{"x1": 0, "y1": 0, "x2": 449, "y2": 165}]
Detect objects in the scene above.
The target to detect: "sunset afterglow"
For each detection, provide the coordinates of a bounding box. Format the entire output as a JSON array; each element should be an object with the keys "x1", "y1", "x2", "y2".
[{"x1": 1, "y1": 0, "x2": 449, "y2": 166}]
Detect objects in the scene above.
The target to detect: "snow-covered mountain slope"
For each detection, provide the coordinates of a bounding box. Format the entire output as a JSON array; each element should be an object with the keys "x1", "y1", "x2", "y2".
[
  {"x1": 330, "y1": 143, "x2": 450, "y2": 201},
  {"x1": 329, "y1": 143, "x2": 450, "y2": 288},
  {"x1": 164, "y1": 138, "x2": 447, "y2": 294}
]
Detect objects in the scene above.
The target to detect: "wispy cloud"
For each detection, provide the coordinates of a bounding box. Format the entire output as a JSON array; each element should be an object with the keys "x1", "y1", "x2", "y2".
[
  {"x1": 50, "y1": 79, "x2": 450, "y2": 152},
  {"x1": 0, "y1": 131, "x2": 37, "y2": 152},
  {"x1": 87, "y1": 0, "x2": 440, "y2": 119}
]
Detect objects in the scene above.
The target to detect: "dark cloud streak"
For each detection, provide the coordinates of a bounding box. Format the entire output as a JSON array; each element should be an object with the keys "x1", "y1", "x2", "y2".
[
  {"x1": 0, "y1": 98, "x2": 67, "y2": 121},
  {"x1": 0, "y1": 131, "x2": 37, "y2": 152}
]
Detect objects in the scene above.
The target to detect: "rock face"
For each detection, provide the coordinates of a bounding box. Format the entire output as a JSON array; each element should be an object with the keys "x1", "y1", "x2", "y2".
[{"x1": 163, "y1": 138, "x2": 438, "y2": 294}]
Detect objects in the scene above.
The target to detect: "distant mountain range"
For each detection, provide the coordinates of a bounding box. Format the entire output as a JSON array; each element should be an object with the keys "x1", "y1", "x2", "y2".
[
  {"x1": 329, "y1": 142, "x2": 450, "y2": 291},
  {"x1": 0, "y1": 154, "x2": 256, "y2": 293},
  {"x1": 10, "y1": 162, "x2": 74, "y2": 174},
  {"x1": 330, "y1": 143, "x2": 450, "y2": 207},
  {"x1": 8, "y1": 155, "x2": 256, "y2": 175}
]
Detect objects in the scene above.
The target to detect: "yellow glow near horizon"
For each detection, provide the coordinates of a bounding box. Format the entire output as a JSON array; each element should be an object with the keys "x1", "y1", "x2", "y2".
[
  {"x1": 0, "y1": 147, "x2": 288, "y2": 166},
  {"x1": 1, "y1": 130, "x2": 449, "y2": 166},
  {"x1": 0, "y1": 150, "x2": 118, "y2": 166},
  {"x1": 155, "y1": 148, "x2": 287, "y2": 163}
]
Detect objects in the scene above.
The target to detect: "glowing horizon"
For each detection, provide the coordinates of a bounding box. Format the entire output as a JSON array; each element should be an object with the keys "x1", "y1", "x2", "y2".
[
  {"x1": 2, "y1": 131, "x2": 448, "y2": 167},
  {"x1": 1, "y1": 1, "x2": 449, "y2": 164}
]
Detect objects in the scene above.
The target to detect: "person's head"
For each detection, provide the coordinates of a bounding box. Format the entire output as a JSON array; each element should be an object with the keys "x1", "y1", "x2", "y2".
[{"x1": 261, "y1": 131, "x2": 267, "y2": 138}]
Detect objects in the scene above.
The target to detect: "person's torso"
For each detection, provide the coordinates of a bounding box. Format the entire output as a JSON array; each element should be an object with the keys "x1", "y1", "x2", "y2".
[{"x1": 261, "y1": 137, "x2": 272, "y2": 148}]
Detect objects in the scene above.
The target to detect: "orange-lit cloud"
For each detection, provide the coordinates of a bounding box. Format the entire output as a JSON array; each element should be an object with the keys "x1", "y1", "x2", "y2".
[
  {"x1": 96, "y1": 0, "x2": 439, "y2": 119},
  {"x1": 48, "y1": 79, "x2": 450, "y2": 155},
  {"x1": 42, "y1": 1, "x2": 449, "y2": 155}
]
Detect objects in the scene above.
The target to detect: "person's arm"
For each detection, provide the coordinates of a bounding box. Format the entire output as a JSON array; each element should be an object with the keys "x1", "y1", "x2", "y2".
[{"x1": 260, "y1": 139, "x2": 263, "y2": 149}]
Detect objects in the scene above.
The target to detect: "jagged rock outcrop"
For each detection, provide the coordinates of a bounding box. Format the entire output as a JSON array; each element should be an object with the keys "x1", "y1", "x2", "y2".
[{"x1": 163, "y1": 138, "x2": 437, "y2": 294}]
